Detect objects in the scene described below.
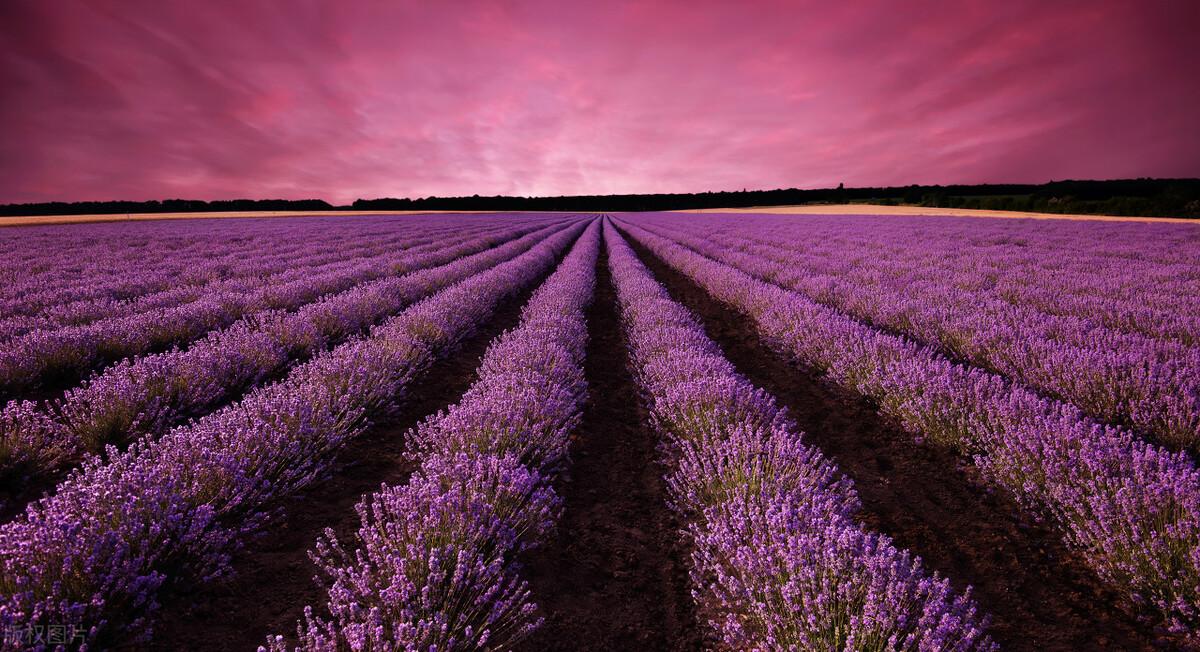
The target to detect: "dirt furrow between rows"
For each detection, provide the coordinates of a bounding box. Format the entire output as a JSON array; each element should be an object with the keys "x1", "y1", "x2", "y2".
[
  {"x1": 149, "y1": 277, "x2": 546, "y2": 651},
  {"x1": 625, "y1": 233, "x2": 1156, "y2": 651},
  {"x1": 518, "y1": 249, "x2": 704, "y2": 652}
]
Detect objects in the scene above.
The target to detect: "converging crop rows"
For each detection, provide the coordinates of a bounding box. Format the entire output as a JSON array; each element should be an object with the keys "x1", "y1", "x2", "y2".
[{"x1": 0, "y1": 212, "x2": 1197, "y2": 651}]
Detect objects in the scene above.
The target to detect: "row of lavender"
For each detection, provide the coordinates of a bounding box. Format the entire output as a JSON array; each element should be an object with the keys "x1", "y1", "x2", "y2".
[
  {"x1": 651, "y1": 213, "x2": 1200, "y2": 338},
  {"x1": 0, "y1": 220, "x2": 570, "y2": 510},
  {"x1": 657, "y1": 213, "x2": 1200, "y2": 343},
  {"x1": 0, "y1": 220, "x2": 316, "y2": 306},
  {"x1": 604, "y1": 222, "x2": 994, "y2": 649},
  {"x1": 631, "y1": 214, "x2": 1200, "y2": 450},
  {"x1": 0, "y1": 215, "x2": 451, "y2": 316},
  {"x1": 650, "y1": 213, "x2": 1200, "y2": 344},
  {"x1": 0, "y1": 217, "x2": 556, "y2": 398},
  {"x1": 0, "y1": 219, "x2": 586, "y2": 649},
  {"x1": 265, "y1": 220, "x2": 600, "y2": 650},
  {"x1": 615, "y1": 217, "x2": 1200, "y2": 639},
  {"x1": 0, "y1": 217, "x2": 333, "y2": 287},
  {"x1": 0, "y1": 219, "x2": 472, "y2": 342}
]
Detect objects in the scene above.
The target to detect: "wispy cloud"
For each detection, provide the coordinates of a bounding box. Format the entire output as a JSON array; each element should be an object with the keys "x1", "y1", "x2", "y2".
[{"x1": 1, "y1": 0, "x2": 1197, "y2": 204}]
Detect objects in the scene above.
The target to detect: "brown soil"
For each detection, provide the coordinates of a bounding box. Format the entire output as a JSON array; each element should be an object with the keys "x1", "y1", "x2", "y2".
[
  {"x1": 0, "y1": 363, "x2": 298, "y2": 524},
  {"x1": 623, "y1": 231, "x2": 1167, "y2": 651},
  {"x1": 1, "y1": 342, "x2": 185, "y2": 407},
  {"x1": 148, "y1": 279, "x2": 546, "y2": 651},
  {"x1": 0, "y1": 233, "x2": 560, "y2": 521},
  {"x1": 517, "y1": 249, "x2": 705, "y2": 652},
  {"x1": 648, "y1": 224, "x2": 1195, "y2": 462}
]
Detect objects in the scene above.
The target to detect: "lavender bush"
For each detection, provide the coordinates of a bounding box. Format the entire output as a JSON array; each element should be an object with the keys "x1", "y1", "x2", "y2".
[
  {"x1": 0, "y1": 220, "x2": 568, "y2": 502},
  {"x1": 0, "y1": 219, "x2": 467, "y2": 342},
  {"x1": 266, "y1": 221, "x2": 599, "y2": 650},
  {"x1": 0, "y1": 215, "x2": 556, "y2": 320},
  {"x1": 0, "y1": 219, "x2": 587, "y2": 649},
  {"x1": 272, "y1": 453, "x2": 556, "y2": 651},
  {"x1": 634, "y1": 213, "x2": 1200, "y2": 450},
  {"x1": 0, "y1": 218, "x2": 556, "y2": 398},
  {"x1": 603, "y1": 221, "x2": 994, "y2": 650},
  {"x1": 617, "y1": 217, "x2": 1200, "y2": 638}
]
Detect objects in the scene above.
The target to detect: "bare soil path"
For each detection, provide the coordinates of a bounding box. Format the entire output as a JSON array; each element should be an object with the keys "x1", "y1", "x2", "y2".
[
  {"x1": 624, "y1": 230, "x2": 1162, "y2": 651},
  {"x1": 149, "y1": 279, "x2": 546, "y2": 651},
  {"x1": 518, "y1": 249, "x2": 705, "y2": 652}
]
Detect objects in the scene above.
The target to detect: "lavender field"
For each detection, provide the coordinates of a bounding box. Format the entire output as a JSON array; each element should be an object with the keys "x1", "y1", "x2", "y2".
[{"x1": 0, "y1": 212, "x2": 1198, "y2": 651}]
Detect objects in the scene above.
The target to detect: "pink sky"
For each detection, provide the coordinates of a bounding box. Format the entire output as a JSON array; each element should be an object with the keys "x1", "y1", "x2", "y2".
[{"x1": 1, "y1": 0, "x2": 1197, "y2": 205}]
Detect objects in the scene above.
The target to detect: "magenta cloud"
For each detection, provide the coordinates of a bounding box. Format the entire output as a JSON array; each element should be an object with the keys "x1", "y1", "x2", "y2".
[{"x1": 1, "y1": 0, "x2": 1197, "y2": 204}]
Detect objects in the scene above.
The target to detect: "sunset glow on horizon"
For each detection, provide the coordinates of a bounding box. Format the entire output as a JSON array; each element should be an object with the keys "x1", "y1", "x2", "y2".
[{"x1": 1, "y1": 0, "x2": 1198, "y2": 204}]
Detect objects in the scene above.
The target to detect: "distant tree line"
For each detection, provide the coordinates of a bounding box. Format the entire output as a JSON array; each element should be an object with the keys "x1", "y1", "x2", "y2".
[
  {"x1": 3, "y1": 178, "x2": 1198, "y2": 218},
  {"x1": 0, "y1": 198, "x2": 335, "y2": 217}
]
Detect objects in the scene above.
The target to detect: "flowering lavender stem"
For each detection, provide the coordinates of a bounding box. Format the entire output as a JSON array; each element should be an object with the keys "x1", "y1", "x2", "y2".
[
  {"x1": 0, "y1": 218, "x2": 588, "y2": 649},
  {"x1": 603, "y1": 220, "x2": 994, "y2": 650},
  {"x1": 616, "y1": 216, "x2": 1200, "y2": 639},
  {"x1": 265, "y1": 219, "x2": 600, "y2": 651}
]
